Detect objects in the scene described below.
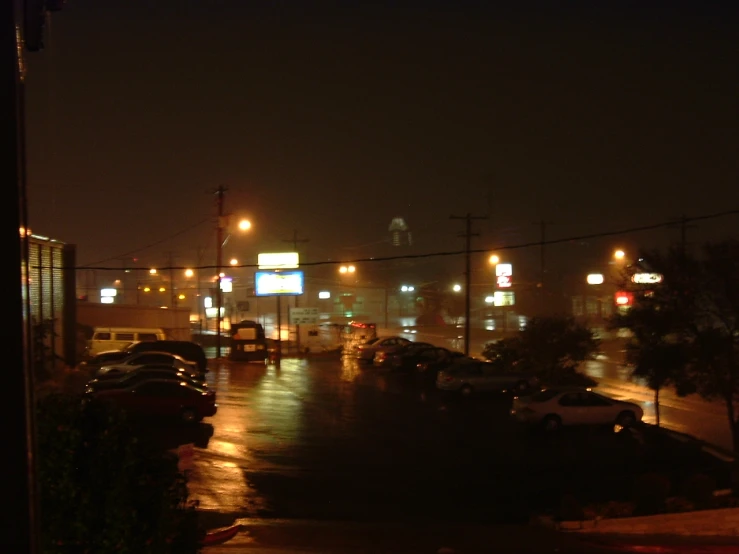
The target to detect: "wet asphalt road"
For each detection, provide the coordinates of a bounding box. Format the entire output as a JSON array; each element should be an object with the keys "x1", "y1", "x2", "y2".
[{"x1": 165, "y1": 352, "x2": 730, "y2": 526}]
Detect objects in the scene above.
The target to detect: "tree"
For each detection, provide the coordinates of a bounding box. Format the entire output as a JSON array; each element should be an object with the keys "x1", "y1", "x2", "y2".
[
  {"x1": 682, "y1": 240, "x2": 739, "y2": 450},
  {"x1": 482, "y1": 316, "x2": 600, "y2": 387},
  {"x1": 610, "y1": 252, "x2": 694, "y2": 426},
  {"x1": 614, "y1": 239, "x2": 739, "y2": 450}
]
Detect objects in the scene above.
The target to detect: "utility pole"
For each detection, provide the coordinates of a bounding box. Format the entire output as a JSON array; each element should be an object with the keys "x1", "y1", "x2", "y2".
[
  {"x1": 215, "y1": 186, "x2": 227, "y2": 359},
  {"x1": 450, "y1": 213, "x2": 488, "y2": 356},
  {"x1": 534, "y1": 219, "x2": 554, "y2": 289},
  {"x1": 168, "y1": 251, "x2": 177, "y2": 309},
  {"x1": 283, "y1": 230, "x2": 309, "y2": 354},
  {"x1": 671, "y1": 214, "x2": 696, "y2": 261}
]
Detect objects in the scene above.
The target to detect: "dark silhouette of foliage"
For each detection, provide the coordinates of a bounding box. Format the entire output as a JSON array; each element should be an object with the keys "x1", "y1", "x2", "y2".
[
  {"x1": 36, "y1": 394, "x2": 202, "y2": 553},
  {"x1": 482, "y1": 316, "x2": 599, "y2": 387}
]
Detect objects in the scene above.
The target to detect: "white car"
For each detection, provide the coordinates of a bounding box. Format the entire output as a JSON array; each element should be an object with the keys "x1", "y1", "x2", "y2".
[
  {"x1": 510, "y1": 387, "x2": 643, "y2": 431},
  {"x1": 97, "y1": 351, "x2": 200, "y2": 378}
]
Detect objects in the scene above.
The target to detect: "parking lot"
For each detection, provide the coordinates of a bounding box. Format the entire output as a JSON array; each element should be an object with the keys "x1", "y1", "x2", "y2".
[{"x1": 158, "y1": 355, "x2": 733, "y2": 524}]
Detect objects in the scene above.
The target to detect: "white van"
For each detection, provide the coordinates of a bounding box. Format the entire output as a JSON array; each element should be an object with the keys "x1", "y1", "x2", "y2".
[{"x1": 87, "y1": 327, "x2": 166, "y2": 356}]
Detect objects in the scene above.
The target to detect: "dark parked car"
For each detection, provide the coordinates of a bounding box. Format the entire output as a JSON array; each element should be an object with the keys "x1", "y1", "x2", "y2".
[
  {"x1": 79, "y1": 350, "x2": 132, "y2": 374},
  {"x1": 89, "y1": 378, "x2": 217, "y2": 423},
  {"x1": 387, "y1": 345, "x2": 467, "y2": 374},
  {"x1": 373, "y1": 342, "x2": 435, "y2": 368},
  {"x1": 86, "y1": 364, "x2": 207, "y2": 393},
  {"x1": 123, "y1": 340, "x2": 208, "y2": 373}
]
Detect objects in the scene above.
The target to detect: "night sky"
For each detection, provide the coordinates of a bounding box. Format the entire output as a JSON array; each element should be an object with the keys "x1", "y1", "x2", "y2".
[{"x1": 24, "y1": 1, "x2": 739, "y2": 281}]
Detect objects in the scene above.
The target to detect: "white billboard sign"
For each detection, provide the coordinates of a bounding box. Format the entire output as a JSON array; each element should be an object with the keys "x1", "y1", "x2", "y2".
[
  {"x1": 632, "y1": 273, "x2": 663, "y2": 284},
  {"x1": 493, "y1": 291, "x2": 515, "y2": 306},
  {"x1": 258, "y1": 252, "x2": 300, "y2": 269}
]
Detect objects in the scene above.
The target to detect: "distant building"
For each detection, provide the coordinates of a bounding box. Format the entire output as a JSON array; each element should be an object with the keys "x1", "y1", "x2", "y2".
[{"x1": 388, "y1": 216, "x2": 412, "y2": 247}]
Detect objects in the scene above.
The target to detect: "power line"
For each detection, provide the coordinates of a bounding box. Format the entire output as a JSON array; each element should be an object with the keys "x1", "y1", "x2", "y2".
[
  {"x1": 69, "y1": 208, "x2": 739, "y2": 271},
  {"x1": 81, "y1": 217, "x2": 211, "y2": 267}
]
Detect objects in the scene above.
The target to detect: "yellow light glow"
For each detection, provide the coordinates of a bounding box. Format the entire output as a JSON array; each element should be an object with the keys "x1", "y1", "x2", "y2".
[
  {"x1": 149, "y1": 268, "x2": 157, "y2": 274},
  {"x1": 230, "y1": 258, "x2": 238, "y2": 266},
  {"x1": 143, "y1": 287, "x2": 151, "y2": 292},
  {"x1": 489, "y1": 254, "x2": 500, "y2": 265},
  {"x1": 184, "y1": 269, "x2": 194, "y2": 278},
  {"x1": 614, "y1": 250, "x2": 626, "y2": 260},
  {"x1": 238, "y1": 219, "x2": 251, "y2": 231},
  {"x1": 178, "y1": 294, "x2": 186, "y2": 300},
  {"x1": 159, "y1": 287, "x2": 166, "y2": 292}
]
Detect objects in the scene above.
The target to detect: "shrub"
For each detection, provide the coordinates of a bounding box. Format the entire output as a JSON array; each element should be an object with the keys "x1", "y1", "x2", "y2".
[
  {"x1": 631, "y1": 473, "x2": 671, "y2": 516},
  {"x1": 682, "y1": 473, "x2": 717, "y2": 510},
  {"x1": 36, "y1": 393, "x2": 202, "y2": 553},
  {"x1": 558, "y1": 493, "x2": 584, "y2": 521}
]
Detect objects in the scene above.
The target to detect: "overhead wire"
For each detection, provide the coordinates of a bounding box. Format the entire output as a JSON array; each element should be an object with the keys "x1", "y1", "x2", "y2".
[{"x1": 71, "y1": 208, "x2": 739, "y2": 271}]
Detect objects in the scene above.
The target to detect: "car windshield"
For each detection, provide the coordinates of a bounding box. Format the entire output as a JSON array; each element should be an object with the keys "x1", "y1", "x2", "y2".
[{"x1": 17, "y1": 3, "x2": 737, "y2": 551}]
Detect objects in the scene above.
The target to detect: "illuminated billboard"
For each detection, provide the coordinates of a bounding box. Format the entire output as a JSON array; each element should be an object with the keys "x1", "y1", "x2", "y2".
[
  {"x1": 632, "y1": 273, "x2": 663, "y2": 284},
  {"x1": 258, "y1": 252, "x2": 300, "y2": 270},
  {"x1": 255, "y1": 270, "x2": 304, "y2": 296}
]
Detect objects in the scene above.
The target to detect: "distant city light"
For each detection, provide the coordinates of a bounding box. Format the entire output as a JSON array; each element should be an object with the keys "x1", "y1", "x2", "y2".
[{"x1": 587, "y1": 273, "x2": 604, "y2": 285}]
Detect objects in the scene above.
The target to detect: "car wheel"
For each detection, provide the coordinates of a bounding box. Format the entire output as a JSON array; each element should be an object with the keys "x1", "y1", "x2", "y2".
[
  {"x1": 542, "y1": 415, "x2": 562, "y2": 431},
  {"x1": 460, "y1": 384, "x2": 474, "y2": 396},
  {"x1": 181, "y1": 408, "x2": 199, "y2": 424},
  {"x1": 616, "y1": 410, "x2": 636, "y2": 428}
]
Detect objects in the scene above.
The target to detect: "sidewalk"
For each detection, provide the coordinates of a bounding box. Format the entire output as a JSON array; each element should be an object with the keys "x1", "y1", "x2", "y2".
[{"x1": 199, "y1": 518, "x2": 739, "y2": 553}]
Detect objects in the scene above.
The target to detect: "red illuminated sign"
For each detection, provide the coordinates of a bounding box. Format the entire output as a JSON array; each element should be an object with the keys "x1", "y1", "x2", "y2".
[
  {"x1": 497, "y1": 275, "x2": 512, "y2": 288},
  {"x1": 614, "y1": 291, "x2": 634, "y2": 307}
]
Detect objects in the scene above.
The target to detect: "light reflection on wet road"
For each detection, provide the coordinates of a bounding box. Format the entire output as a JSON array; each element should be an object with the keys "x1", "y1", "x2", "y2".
[{"x1": 182, "y1": 347, "x2": 733, "y2": 522}]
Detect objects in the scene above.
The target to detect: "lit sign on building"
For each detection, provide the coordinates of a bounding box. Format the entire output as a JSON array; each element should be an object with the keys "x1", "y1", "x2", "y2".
[
  {"x1": 100, "y1": 288, "x2": 117, "y2": 304},
  {"x1": 586, "y1": 273, "x2": 604, "y2": 285},
  {"x1": 632, "y1": 273, "x2": 664, "y2": 284},
  {"x1": 219, "y1": 277, "x2": 232, "y2": 292},
  {"x1": 258, "y1": 252, "x2": 300, "y2": 270},
  {"x1": 318, "y1": 291, "x2": 331, "y2": 299},
  {"x1": 615, "y1": 291, "x2": 634, "y2": 307},
  {"x1": 495, "y1": 263, "x2": 512, "y2": 277},
  {"x1": 255, "y1": 270, "x2": 304, "y2": 296},
  {"x1": 497, "y1": 275, "x2": 512, "y2": 288},
  {"x1": 493, "y1": 291, "x2": 515, "y2": 306},
  {"x1": 495, "y1": 263, "x2": 512, "y2": 288}
]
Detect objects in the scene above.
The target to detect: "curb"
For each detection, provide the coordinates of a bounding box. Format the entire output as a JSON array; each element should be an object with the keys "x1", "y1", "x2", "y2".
[
  {"x1": 202, "y1": 524, "x2": 244, "y2": 546},
  {"x1": 581, "y1": 540, "x2": 739, "y2": 553}
]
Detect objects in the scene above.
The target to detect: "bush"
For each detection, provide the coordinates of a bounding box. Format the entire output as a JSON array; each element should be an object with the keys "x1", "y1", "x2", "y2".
[
  {"x1": 36, "y1": 393, "x2": 202, "y2": 553},
  {"x1": 558, "y1": 493, "x2": 584, "y2": 521},
  {"x1": 631, "y1": 473, "x2": 671, "y2": 516},
  {"x1": 682, "y1": 473, "x2": 717, "y2": 510}
]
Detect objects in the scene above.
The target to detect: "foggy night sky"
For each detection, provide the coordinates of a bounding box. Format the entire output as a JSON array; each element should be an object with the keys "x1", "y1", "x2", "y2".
[{"x1": 24, "y1": 1, "x2": 739, "y2": 276}]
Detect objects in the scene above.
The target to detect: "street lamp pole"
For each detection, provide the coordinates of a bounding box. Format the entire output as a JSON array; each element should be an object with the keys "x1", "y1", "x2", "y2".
[{"x1": 215, "y1": 186, "x2": 226, "y2": 358}]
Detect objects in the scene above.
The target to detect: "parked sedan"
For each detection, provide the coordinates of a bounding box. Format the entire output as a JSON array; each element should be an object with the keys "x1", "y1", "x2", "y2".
[
  {"x1": 436, "y1": 359, "x2": 539, "y2": 395},
  {"x1": 86, "y1": 364, "x2": 206, "y2": 393},
  {"x1": 353, "y1": 336, "x2": 411, "y2": 363},
  {"x1": 510, "y1": 387, "x2": 644, "y2": 431},
  {"x1": 97, "y1": 351, "x2": 201, "y2": 378},
  {"x1": 88, "y1": 378, "x2": 217, "y2": 423},
  {"x1": 79, "y1": 350, "x2": 132, "y2": 374},
  {"x1": 373, "y1": 342, "x2": 435, "y2": 368}
]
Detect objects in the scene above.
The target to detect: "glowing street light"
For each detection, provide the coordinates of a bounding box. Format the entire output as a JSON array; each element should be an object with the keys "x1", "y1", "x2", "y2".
[
  {"x1": 184, "y1": 268, "x2": 194, "y2": 278},
  {"x1": 149, "y1": 268, "x2": 157, "y2": 275},
  {"x1": 489, "y1": 254, "x2": 500, "y2": 265},
  {"x1": 229, "y1": 258, "x2": 238, "y2": 266},
  {"x1": 614, "y1": 249, "x2": 626, "y2": 261},
  {"x1": 452, "y1": 284, "x2": 462, "y2": 292},
  {"x1": 237, "y1": 218, "x2": 251, "y2": 231},
  {"x1": 339, "y1": 265, "x2": 356, "y2": 274}
]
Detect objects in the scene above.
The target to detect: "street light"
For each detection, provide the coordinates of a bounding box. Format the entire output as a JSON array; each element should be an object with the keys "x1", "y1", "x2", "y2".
[
  {"x1": 339, "y1": 265, "x2": 356, "y2": 274},
  {"x1": 452, "y1": 283, "x2": 462, "y2": 292},
  {"x1": 614, "y1": 249, "x2": 626, "y2": 261},
  {"x1": 488, "y1": 254, "x2": 500, "y2": 265},
  {"x1": 149, "y1": 268, "x2": 157, "y2": 275},
  {"x1": 229, "y1": 258, "x2": 238, "y2": 266},
  {"x1": 238, "y1": 219, "x2": 251, "y2": 231},
  {"x1": 184, "y1": 268, "x2": 194, "y2": 278}
]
